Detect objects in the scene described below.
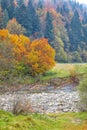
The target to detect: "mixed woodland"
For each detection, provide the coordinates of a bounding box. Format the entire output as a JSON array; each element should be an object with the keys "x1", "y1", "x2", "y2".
[{"x1": 0, "y1": 0, "x2": 87, "y2": 63}]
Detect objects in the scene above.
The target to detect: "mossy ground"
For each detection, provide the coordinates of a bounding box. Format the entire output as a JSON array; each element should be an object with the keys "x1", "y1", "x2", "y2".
[{"x1": 0, "y1": 111, "x2": 87, "y2": 130}]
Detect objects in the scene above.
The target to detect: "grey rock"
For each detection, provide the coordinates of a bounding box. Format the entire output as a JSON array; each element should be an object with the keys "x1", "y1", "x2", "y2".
[{"x1": 0, "y1": 87, "x2": 79, "y2": 113}]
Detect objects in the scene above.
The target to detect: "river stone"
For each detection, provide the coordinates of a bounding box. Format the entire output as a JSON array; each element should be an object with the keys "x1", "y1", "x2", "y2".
[{"x1": 0, "y1": 90, "x2": 79, "y2": 114}]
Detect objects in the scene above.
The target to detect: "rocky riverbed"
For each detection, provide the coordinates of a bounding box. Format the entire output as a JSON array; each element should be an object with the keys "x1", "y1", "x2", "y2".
[{"x1": 0, "y1": 84, "x2": 80, "y2": 114}]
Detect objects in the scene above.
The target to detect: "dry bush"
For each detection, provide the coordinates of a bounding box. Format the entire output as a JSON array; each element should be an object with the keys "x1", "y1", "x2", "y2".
[
  {"x1": 78, "y1": 78, "x2": 87, "y2": 112},
  {"x1": 13, "y1": 98, "x2": 34, "y2": 115},
  {"x1": 69, "y1": 65, "x2": 79, "y2": 83}
]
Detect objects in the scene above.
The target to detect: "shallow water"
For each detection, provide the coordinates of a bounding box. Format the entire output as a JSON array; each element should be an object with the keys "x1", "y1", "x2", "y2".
[
  {"x1": 16, "y1": 84, "x2": 77, "y2": 94},
  {"x1": 46, "y1": 84, "x2": 76, "y2": 93}
]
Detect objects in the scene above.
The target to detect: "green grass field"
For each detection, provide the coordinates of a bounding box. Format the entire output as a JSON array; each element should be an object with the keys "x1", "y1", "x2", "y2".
[
  {"x1": 45, "y1": 63, "x2": 87, "y2": 76},
  {"x1": 0, "y1": 111, "x2": 87, "y2": 130}
]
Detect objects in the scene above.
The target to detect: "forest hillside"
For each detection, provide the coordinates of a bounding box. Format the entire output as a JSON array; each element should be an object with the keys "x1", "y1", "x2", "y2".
[{"x1": 0, "y1": 0, "x2": 87, "y2": 62}]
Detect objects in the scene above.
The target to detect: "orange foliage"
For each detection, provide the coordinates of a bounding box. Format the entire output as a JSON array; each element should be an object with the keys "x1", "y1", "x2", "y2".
[
  {"x1": 0, "y1": 29, "x2": 55, "y2": 75},
  {"x1": 9, "y1": 34, "x2": 30, "y2": 61},
  {"x1": 0, "y1": 29, "x2": 9, "y2": 40},
  {"x1": 27, "y1": 38, "x2": 55, "y2": 75},
  {"x1": 10, "y1": 34, "x2": 19, "y2": 45}
]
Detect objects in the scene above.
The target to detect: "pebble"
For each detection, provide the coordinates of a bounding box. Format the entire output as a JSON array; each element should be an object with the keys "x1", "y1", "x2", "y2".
[{"x1": 0, "y1": 90, "x2": 79, "y2": 113}]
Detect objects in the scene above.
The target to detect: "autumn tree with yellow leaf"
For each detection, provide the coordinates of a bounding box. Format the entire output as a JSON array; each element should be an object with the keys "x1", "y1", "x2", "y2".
[
  {"x1": 27, "y1": 38, "x2": 55, "y2": 75},
  {"x1": 0, "y1": 29, "x2": 55, "y2": 78}
]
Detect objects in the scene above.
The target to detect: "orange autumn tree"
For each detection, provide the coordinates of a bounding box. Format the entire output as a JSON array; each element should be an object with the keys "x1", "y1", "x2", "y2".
[
  {"x1": 0, "y1": 29, "x2": 9, "y2": 40},
  {"x1": 0, "y1": 29, "x2": 56, "y2": 76},
  {"x1": 10, "y1": 34, "x2": 30, "y2": 62},
  {"x1": 26, "y1": 38, "x2": 56, "y2": 75}
]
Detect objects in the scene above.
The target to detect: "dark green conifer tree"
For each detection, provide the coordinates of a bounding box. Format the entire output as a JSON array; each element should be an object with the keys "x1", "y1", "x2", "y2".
[
  {"x1": 69, "y1": 10, "x2": 82, "y2": 51},
  {"x1": 37, "y1": 0, "x2": 44, "y2": 9},
  {"x1": 7, "y1": 0, "x2": 15, "y2": 19},
  {"x1": 3, "y1": 9, "x2": 9, "y2": 28},
  {"x1": 14, "y1": 1, "x2": 31, "y2": 36},
  {"x1": 0, "y1": 6, "x2": 4, "y2": 29},
  {"x1": 27, "y1": 0, "x2": 41, "y2": 36},
  {"x1": 15, "y1": 0, "x2": 40, "y2": 36},
  {"x1": 1, "y1": 0, "x2": 15, "y2": 19},
  {"x1": 44, "y1": 11, "x2": 55, "y2": 43},
  {"x1": 1, "y1": 0, "x2": 8, "y2": 10}
]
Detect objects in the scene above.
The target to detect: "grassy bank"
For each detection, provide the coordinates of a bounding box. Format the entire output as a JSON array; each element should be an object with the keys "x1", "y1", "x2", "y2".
[
  {"x1": 0, "y1": 110, "x2": 87, "y2": 130},
  {"x1": 0, "y1": 63, "x2": 87, "y2": 86},
  {"x1": 12, "y1": 63, "x2": 87, "y2": 84}
]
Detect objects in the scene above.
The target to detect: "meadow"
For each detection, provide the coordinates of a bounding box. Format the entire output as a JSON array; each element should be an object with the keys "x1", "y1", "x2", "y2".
[{"x1": 0, "y1": 110, "x2": 87, "y2": 130}]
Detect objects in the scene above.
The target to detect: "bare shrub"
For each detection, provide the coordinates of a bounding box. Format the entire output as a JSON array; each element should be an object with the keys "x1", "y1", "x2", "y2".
[
  {"x1": 13, "y1": 98, "x2": 34, "y2": 115},
  {"x1": 69, "y1": 65, "x2": 79, "y2": 83},
  {"x1": 78, "y1": 78, "x2": 87, "y2": 112}
]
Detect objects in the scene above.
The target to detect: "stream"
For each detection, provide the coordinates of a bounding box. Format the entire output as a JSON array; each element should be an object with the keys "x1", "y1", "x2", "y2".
[
  {"x1": 46, "y1": 84, "x2": 76, "y2": 93},
  {"x1": 0, "y1": 84, "x2": 79, "y2": 113},
  {"x1": 15, "y1": 83, "x2": 77, "y2": 94}
]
